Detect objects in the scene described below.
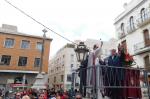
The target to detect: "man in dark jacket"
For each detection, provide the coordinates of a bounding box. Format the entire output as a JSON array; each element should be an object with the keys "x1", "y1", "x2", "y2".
[{"x1": 107, "y1": 49, "x2": 121, "y2": 99}]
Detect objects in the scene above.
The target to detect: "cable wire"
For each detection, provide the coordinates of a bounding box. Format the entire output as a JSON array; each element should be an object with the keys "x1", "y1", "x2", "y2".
[{"x1": 4, "y1": 0, "x2": 78, "y2": 45}]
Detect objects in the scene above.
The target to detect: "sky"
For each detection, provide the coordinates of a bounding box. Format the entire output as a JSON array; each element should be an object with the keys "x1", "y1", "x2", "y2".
[{"x1": 0, "y1": 0, "x2": 131, "y2": 57}]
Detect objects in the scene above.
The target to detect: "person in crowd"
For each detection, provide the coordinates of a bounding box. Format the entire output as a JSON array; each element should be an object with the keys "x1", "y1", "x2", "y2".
[
  {"x1": 63, "y1": 92, "x2": 69, "y2": 99},
  {"x1": 39, "y1": 93, "x2": 47, "y2": 99},
  {"x1": 50, "y1": 93, "x2": 56, "y2": 99},
  {"x1": 56, "y1": 92, "x2": 61, "y2": 99},
  {"x1": 22, "y1": 95, "x2": 30, "y2": 99},
  {"x1": 31, "y1": 89, "x2": 38, "y2": 99},
  {"x1": 75, "y1": 93, "x2": 82, "y2": 99},
  {"x1": 15, "y1": 92, "x2": 21, "y2": 99},
  {"x1": 60, "y1": 92, "x2": 65, "y2": 99}
]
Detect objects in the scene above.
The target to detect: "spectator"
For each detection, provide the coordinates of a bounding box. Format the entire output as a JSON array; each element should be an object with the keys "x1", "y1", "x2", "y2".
[
  {"x1": 75, "y1": 93, "x2": 82, "y2": 99},
  {"x1": 56, "y1": 92, "x2": 61, "y2": 99},
  {"x1": 39, "y1": 94, "x2": 47, "y2": 99},
  {"x1": 22, "y1": 95, "x2": 30, "y2": 99},
  {"x1": 15, "y1": 93, "x2": 21, "y2": 99}
]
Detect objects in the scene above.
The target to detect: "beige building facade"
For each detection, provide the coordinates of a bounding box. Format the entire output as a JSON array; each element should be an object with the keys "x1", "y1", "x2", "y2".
[{"x1": 0, "y1": 24, "x2": 52, "y2": 91}]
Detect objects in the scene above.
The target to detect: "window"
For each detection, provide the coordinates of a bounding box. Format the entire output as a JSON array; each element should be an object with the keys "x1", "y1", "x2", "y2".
[
  {"x1": 61, "y1": 75, "x2": 64, "y2": 82},
  {"x1": 21, "y1": 40, "x2": 30, "y2": 49},
  {"x1": 141, "y1": 8, "x2": 146, "y2": 21},
  {"x1": 71, "y1": 64, "x2": 74, "y2": 68},
  {"x1": 18, "y1": 57, "x2": 27, "y2": 66},
  {"x1": 143, "y1": 29, "x2": 150, "y2": 46},
  {"x1": 67, "y1": 74, "x2": 72, "y2": 82},
  {"x1": 1, "y1": 55, "x2": 11, "y2": 65},
  {"x1": 63, "y1": 55, "x2": 65, "y2": 58},
  {"x1": 144, "y1": 55, "x2": 150, "y2": 68},
  {"x1": 121, "y1": 23, "x2": 125, "y2": 33},
  {"x1": 14, "y1": 77, "x2": 23, "y2": 84},
  {"x1": 48, "y1": 78, "x2": 50, "y2": 83},
  {"x1": 54, "y1": 76, "x2": 56, "y2": 83},
  {"x1": 71, "y1": 54, "x2": 74, "y2": 62},
  {"x1": 62, "y1": 64, "x2": 64, "y2": 68},
  {"x1": 4, "y1": 38, "x2": 14, "y2": 48},
  {"x1": 34, "y1": 58, "x2": 41, "y2": 67},
  {"x1": 130, "y1": 16, "x2": 134, "y2": 30},
  {"x1": 36, "y1": 42, "x2": 43, "y2": 51},
  {"x1": 56, "y1": 67, "x2": 59, "y2": 71},
  {"x1": 14, "y1": 76, "x2": 27, "y2": 84}
]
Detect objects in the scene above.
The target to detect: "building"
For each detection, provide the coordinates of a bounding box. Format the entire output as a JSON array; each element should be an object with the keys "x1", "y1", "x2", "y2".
[
  {"x1": 48, "y1": 38, "x2": 117, "y2": 91},
  {"x1": 114, "y1": 0, "x2": 150, "y2": 69},
  {"x1": 114, "y1": 0, "x2": 150, "y2": 98},
  {"x1": 48, "y1": 44, "x2": 80, "y2": 91},
  {"x1": 0, "y1": 24, "x2": 52, "y2": 91}
]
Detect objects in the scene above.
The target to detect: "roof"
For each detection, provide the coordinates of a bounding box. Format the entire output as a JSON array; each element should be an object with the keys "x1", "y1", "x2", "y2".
[
  {"x1": 56, "y1": 43, "x2": 75, "y2": 54},
  {"x1": 0, "y1": 24, "x2": 53, "y2": 41}
]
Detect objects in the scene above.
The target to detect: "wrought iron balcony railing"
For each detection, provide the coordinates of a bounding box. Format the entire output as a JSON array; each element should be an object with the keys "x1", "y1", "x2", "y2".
[
  {"x1": 136, "y1": 8, "x2": 150, "y2": 27},
  {"x1": 127, "y1": 25, "x2": 136, "y2": 34}
]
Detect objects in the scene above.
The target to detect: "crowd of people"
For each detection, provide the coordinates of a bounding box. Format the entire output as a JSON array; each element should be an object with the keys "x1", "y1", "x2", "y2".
[{"x1": 0, "y1": 88, "x2": 82, "y2": 99}]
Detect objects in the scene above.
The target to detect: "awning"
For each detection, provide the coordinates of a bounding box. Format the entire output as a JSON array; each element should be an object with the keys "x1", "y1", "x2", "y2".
[{"x1": 0, "y1": 70, "x2": 40, "y2": 74}]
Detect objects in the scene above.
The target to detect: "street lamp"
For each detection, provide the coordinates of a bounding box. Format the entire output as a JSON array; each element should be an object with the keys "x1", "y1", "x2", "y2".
[
  {"x1": 75, "y1": 42, "x2": 89, "y2": 62},
  {"x1": 74, "y1": 42, "x2": 89, "y2": 95}
]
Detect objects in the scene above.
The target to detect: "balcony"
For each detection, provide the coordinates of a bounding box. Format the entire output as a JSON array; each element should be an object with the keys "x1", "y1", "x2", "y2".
[
  {"x1": 127, "y1": 25, "x2": 136, "y2": 34},
  {"x1": 134, "y1": 41, "x2": 150, "y2": 55},
  {"x1": 137, "y1": 9, "x2": 150, "y2": 27},
  {"x1": 118, "y1": 32, "x2": 126, "y2": 39}
]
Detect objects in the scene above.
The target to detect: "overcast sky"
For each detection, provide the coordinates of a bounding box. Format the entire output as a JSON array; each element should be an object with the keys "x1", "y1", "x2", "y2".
[{"x1": 0, "y1": 0, "x2": 131, "y2": 56}]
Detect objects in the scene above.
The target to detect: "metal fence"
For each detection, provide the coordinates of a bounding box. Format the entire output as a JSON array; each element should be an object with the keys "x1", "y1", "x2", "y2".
[{"x1": 79, "y1": 65, "x2": 150, "y2": 99}]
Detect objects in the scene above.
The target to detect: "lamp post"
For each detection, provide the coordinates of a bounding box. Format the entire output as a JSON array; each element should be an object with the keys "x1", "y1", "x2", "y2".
[{"x1": 74, "y1": 42, "x2": 89, "y2": 95}]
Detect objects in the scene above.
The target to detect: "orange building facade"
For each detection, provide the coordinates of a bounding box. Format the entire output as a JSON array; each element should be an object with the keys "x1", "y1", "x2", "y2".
[{"x1": 0, "y1": 24, "x2": 52, "y2": 90}]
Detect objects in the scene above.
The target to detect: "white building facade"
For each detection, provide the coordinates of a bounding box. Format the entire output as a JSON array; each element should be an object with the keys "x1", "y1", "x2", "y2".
[
  {"x1": 114, "y1": 0, "x2": 150, "y2": 98},
  {"x1": 114, "y1": 0, "x2": 150, "y2": 69},
  {"x1": 48, "y1": 44, "x2": 80, "y2": 91}
]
